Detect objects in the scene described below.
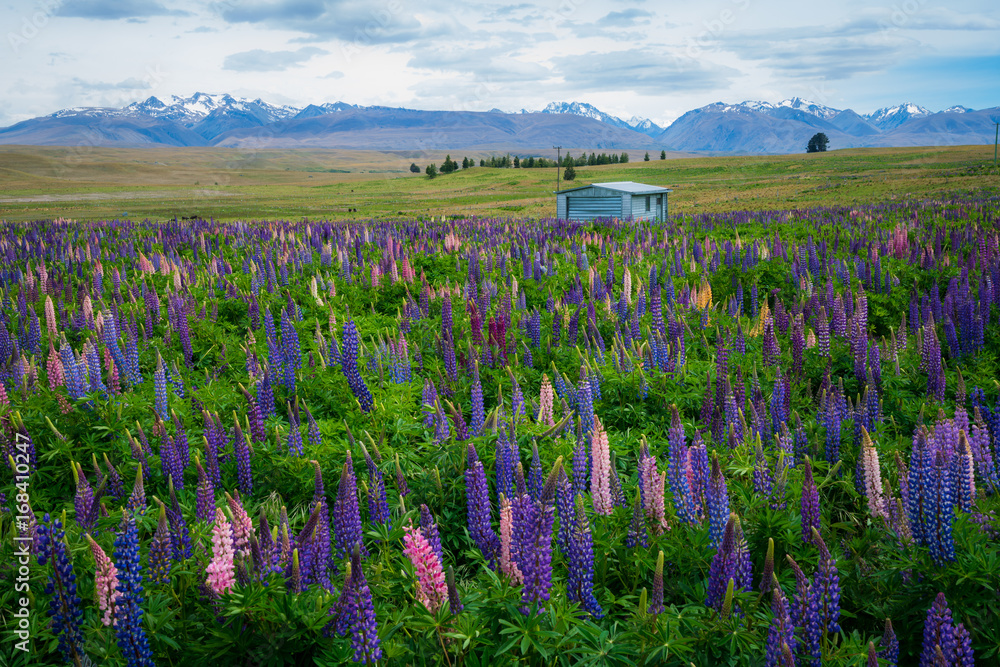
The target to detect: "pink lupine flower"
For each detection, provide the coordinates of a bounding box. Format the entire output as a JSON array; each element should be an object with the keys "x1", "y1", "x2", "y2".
[
  {"x1": 225, "y1": 491, "x2": 253, "y2": 558},
  {"x1": 499, "y1": 494, "x2": 523, "y2": 585},
  {"x1": 538, "y1": 375, "x2": 554, "y2": 426},
  {"x1": 402, "y1": 522, "x2": 448, "y2": 613},
  {"x1": 87, "y1": 535, "x2": 118, "y2": 626},
  {"x1": 590, "y1": 415, "x2": 613, "y2": 515},
  {"x1": 47, "y1": 341, "x2": 64, "y2": 390},
  {"x1": 44, "y1": 295, "x2": 58, "y2": 335},
  {"x1": 861, "y1": 428, "x2": 887, "y2": 520},
  {"x1": 206, "y1": 507, "x2": 236, "y2": 596}
]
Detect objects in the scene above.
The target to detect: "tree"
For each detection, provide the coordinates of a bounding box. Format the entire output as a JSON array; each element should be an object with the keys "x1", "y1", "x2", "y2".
[
  {"x1": 644, "y1": 152, "x2": 650, "y2": 161},
  {"x1": 479, "y1": 158, "x2": 486, "y2": 167},
  {"x1": 409, "y1": 162, "x2": 420, "y2": 173},
  {"x1": 620, "y1": 152, "x2": 629, "y2": 163},
  {"x1": 462, "y1": 157, "x2": 470, "y2": 169},
  {"x1": 563, "y1": 163, "x2": 576, "y2": 181},
  {"x1": 513, "y1": 156, "x2": 520, "y2": 168},
  {"x1": 440, "y1": 155, "x2": 457, "y2": 174},
  {"x1": 660, "y1": 150, "x2": 666, "y2": 160},
  {"x1": 425, "y1": 164, "x2": 438, "y2": 178},
  {"x1": 807, "y1": 133, "x2": 829, "y2": 153}
]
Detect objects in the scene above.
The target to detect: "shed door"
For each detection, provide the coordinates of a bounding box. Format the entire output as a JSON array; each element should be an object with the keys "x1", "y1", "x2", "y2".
[{"x1": 567, "y1": 197, "x2": 621, "y2": 221}]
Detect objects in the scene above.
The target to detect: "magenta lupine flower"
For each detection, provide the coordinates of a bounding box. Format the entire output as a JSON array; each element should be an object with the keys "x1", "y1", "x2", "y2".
[
  {"x1": 402, "y1": 521, "x2": 448, "y2": 613},
  {"x1": 639, "y1": 448, "x2": 669, "y2": 535},
  {"x1": 206, "y1": 507, "x2": 236, "y2": 596},
  {"x1": 590, "y1": 415, "x2": 613, "y2": 515},
  {"x1": 87, "y1": 535, "x2": 119, "y2": 626},
  {"x1": 860, "y1": 428, "x2": 887, "y2": 520}
]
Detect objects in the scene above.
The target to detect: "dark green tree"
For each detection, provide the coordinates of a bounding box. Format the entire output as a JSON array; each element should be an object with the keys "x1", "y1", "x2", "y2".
[
  {"x1": 440, "y1": 155, "x2": 457, "y2": 173},
  {"x1": 644, "y1": 152, "x2": 650, "y2": 161},
  {"x1": 425, "y1": 164, "x2": 438, "y2": 178},
  {"x1": 620, "y1": 152, "x2": 629, "y2": 163},
  {"x1": 660, "y1": 150, "x2": 666, "y2": 159},
  {"x1": 563, "y1": 163, "x2": 576, "y2": 181},
  {"x1": 513, "y1": 156, "x2": 520, "y2": 168},
  {"x1": 461, "y1": 157, "x2": 470, "y2": 169},
  {"x1": 806, "y1": 133, "x2": 829, "y2": 153},
  {"x1": 409, "y1": 163, "x2": 420, "y2": 173},
  {"x1": 479, "y1": 158, "x2": 486, "y2": 167}
]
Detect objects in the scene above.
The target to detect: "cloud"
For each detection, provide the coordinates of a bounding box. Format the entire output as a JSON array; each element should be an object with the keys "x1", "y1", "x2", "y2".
[
  {"x1": 57, "y1": 0, "x2": 186, "y2": 19},
  {"x1": 551, "y1": 49, "x2": 737, "y2": 93},
  {"x1": 222, "y1": 47, "x2": 327, "y2": 72},
  {"x1": 408, "y1": 47, "x2": 550, "y2": 83},
  {"x1": 322, "y1": 70, "x2": 345, "y2": 79},
  {"x1": 598, "y1": 9, "x2": 652, "y2": 27},
  {"x1": 217, "y1": 0, "x2": 441, "y2": 43},
  {"x1": 70, "y1": 77, "x2": 153, "y2": 92}
]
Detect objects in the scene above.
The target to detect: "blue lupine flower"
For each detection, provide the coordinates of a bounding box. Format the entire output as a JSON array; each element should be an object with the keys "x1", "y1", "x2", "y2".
[
  {"x1": 36, "y1": 515, "x2": 87, "y2": 665},
  {"x1": 114, "y1": 512, "x2": 155, "y2": 666}
]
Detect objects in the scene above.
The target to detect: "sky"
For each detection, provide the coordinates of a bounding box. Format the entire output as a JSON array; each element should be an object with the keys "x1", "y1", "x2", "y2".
[{"x1": 1, "y1": 0, "x2": 998, "y2": 127}]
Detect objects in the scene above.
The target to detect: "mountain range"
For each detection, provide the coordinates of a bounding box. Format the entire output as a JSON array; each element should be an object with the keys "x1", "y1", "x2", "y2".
[{"x1": 0, "y1": 92, "x2": 997, "y2": 155}]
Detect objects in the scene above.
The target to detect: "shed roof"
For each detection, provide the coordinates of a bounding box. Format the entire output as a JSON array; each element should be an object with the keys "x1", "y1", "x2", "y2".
[{"x1": 555, "y1": 181, "x2": 672, "y2": 195}]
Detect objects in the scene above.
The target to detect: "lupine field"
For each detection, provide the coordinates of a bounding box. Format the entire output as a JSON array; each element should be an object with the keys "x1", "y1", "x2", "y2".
[{"x1": 2, "y1": 199, "x2": 1000, "y2": 666}]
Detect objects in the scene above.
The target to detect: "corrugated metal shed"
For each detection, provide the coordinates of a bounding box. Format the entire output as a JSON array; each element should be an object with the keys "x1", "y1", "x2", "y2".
[{"x1": 556, "y1": 181, "x2": 671, "y2": 222}]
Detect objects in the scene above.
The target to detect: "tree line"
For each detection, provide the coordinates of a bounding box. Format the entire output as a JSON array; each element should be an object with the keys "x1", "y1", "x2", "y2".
[{"x1": 415, "y1": 149, "x2": 669, "y2": 179}]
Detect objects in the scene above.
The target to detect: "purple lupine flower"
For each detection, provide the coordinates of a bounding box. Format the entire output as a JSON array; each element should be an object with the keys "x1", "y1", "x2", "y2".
[
  {"x1": 527, "y1": 440, "x2": 544, "y2": 502},
  {"x1": 566, "y1": 495, "x2": 602, "y2": 618},
  {"x1": 114, "y1": 512, "x2": 155, "y2": 667},
  {"x1": 194, "y1": 456, "x2": 215, "y2": 523},
  {"x1": 148, "y1": 502, "x2": 171, "y2": 585},
  {"x1": 465, "y1": 444, "x2": 499, "y2": 567},
  {"x1": 421, "y1": 378, "x2": 438, "y2": 431},
  {"x1": 446, "y1": 565, "x2": 463, "y2": 614},
  {"x1": 786, "y1": 555, "x2": 822, "y2": 667},
  {"x1": 280, "y1": 306, "x2": 301, "y2": 392},
  {"x1": 624, "y1": 486, "x2": 648, "y2": 550},
  {"x1": 419, "y1": 504, "x2": 444, "y2": 565},
  {"x1": 647, "y1": 550, "x2": 664, "y2": 615},
  {"x1": 324, "y1": 546, "x2": 382, "y2": 665},
  {"x1": 754, "y1": 442, "x2": 775, "y2": 500},
  {"x1": 257, "y1": 369, "x2": 275, "y2": 420},
  {"x1": 920, "y1": 593, "x2": 974, "y2": 667},
  {"x1": 171, "y1": 410, "x2": 190, "y2": 469},
  {"x1": 880, "y1": 618, "x2": 899, "y2": 667},
  {"x1": 167, "y1": 482, "x2": 192, "y2": 562},
  {"x1": 285, "y1": 401, "x2": 304, "y2": 456},
  {"x1": 341, "y1": 319, "x2": 374, "y2": 412},
  {"x1": 233, "y1": 420, "x2": 253, "y2": 495},
  {"x1": 470, "y1": 367, "x2": 485, "y2": 436},
  {"x1": 811, "y1": 528, "x2": 840, "y2": 634},
  {"x1": 241, "y1": 384, "x2": 266, "y2": 444},
  {"x1": 801, "y1": 458, "x2": 821, "y2": 544},
  {"x1": 36, "y1": 514, "x2": 87, "y2": 665},
  {"x1": 333, "y1": 453, "x2": 367, "y2": 558},
  {"x1": 516, "y1": 459, "x2": 561, "y2": 614},
  {"x1": 706, "y1": 514, "x2": 736, "y2": 611},
  {"x1": 394, "y1": 453, "x2": 409, "y2": 497},
  {"x1": 766, "y1": 586, "x2": 796, "y2": 667},
  {"x1": 928, "y1": 448, "x2": 956, "y2": 566},
  {"x1": 667, "y1": 405, "x2": 695, "y2": 523},
  {"x1": 364, "y1": 447, "x2": 390, "y2": 529},
  {"x1": 707, "y1": 453, "x2": 729, "y2": 550}
]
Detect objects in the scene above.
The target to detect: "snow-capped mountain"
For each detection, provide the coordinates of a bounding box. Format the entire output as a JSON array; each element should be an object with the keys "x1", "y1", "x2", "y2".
[
  {"x1": 864, "y1": 103, "x2": 933, "y2": 131},
  {"x1": 2, "y1": 94, "x2": 996, "y2": 153},
  {"x1": 541, "y1": 102, "x2": 663, "y2": 137}
]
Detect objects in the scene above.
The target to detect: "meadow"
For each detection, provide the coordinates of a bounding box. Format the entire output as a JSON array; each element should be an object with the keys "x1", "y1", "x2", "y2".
[
  {"x1": 0, "y1": 145, "x2": 999, "y2": 666},
  {"x1": 1, "y1": 144, "x2": 998, "y2": 222}
]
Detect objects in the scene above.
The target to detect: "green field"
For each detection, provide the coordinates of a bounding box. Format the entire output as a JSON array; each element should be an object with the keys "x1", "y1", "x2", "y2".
[{"x1": 1, "y1": 144, "x2": 998, "y2": 221}]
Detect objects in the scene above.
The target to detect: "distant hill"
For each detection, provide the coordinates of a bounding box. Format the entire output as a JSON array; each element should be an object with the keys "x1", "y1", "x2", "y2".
[{"x1": 1, "y1": 92, "x2": 996, "y2": 154}]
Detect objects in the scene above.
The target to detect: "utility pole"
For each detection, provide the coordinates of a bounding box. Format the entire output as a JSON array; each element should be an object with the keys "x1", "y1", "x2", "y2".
[{"x1": 554, "y1": 146, "x2": 562, "y2": 191}]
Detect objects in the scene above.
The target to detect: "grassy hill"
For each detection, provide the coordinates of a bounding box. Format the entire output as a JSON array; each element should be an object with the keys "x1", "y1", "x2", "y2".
[{"x1": 1, "y1": 144, "x2": 998, "y2": 222}]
